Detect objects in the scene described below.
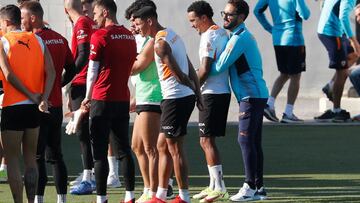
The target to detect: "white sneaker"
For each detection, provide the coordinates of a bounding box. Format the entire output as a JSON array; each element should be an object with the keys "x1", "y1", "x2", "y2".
[
  {"x1": 69, "y1": 172, "x2": 83, "y2": 186},
  {"x1": 107, "y1": 174, "x2": 121, "y2": 188},
  {"x1": 230, "y1": 183, "x2": 256, "y2": 202}
]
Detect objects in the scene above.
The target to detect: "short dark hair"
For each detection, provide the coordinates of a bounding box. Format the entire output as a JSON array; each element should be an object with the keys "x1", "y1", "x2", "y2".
[
  {"x1": 125, "y1": 0, "x2": 157, "y2": 20},
  {"x1": 228, "y1": 0, "x2": 249, "y2": 20},
  {"x1": 81, "y1": 0, "x2": 94, "y2": 4},
  {"x1": 17, "y1": 0, "x2": 40, "y2": 5},
  {"x1": 187, "y1": 1, "x2": 213, "y2": 19},
  {"x1": 93, "y1": 0, "x2": 116, "y2": 15},
  {"x1": 20, "y1": 1, "x2": 44, "y2": 18},
  {"x1": 0, "y1": 5, "x2": 21, "y2": 26},
  {"x1": 132, "y1": 6, "x2": 157, "y2": 20}
]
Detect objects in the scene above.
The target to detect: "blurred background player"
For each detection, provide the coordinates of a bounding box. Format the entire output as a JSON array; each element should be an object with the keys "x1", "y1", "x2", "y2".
[
  {"x1": 254, "y1": 0, "x2": 310, "y2": 123},
  {"x1": 315, "y1": 0, "x2": 360, "y2": 122}
]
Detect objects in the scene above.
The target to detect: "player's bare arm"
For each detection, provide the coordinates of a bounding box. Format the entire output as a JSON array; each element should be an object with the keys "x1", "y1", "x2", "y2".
[
  {"x1": 154, "y1": 38, "x2": 194, "y2": 88},
  {"x1": 131, "y1": 38, "x2": 155, "y2": 75},
  {"x1": 187, "y1": 55, "x2": 204, "y2": 111},
  {"x1": 198, "y1": 56, "x2": 213, "y2": 86}
]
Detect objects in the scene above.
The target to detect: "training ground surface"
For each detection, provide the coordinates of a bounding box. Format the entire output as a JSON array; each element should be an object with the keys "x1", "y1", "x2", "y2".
[{"x1": 0, "y1": 124, "x2": 360, "y2": 202}]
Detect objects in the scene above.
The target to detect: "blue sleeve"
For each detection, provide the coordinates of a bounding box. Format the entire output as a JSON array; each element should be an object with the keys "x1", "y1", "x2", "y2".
[
  {"x1": 295, "y1": 0, "x2": 310, "y2": 20},
  {"x1": 210, "y1": 34, "x2": 244, "y2": 75},
  {"x1": 340, "y1": 0, "x2": 355, "y2": 38},
  {"x1": 254, "y1": 0, "x2": 272, "y2": 33}
]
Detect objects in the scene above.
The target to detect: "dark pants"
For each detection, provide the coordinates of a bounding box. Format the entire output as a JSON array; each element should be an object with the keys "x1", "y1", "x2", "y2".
[
  {"x1": 70, "y1": 85, "x2": 93, "y2": 170},
  {"x1": 89, "y1": 100, "x2": 135, "y2": 195},
  {"x1": 237, "y1": 98, "x2": 267, "y2": 189},
  {"x1": 36, "y1": 107, "x2": 68, "y2": 195}
]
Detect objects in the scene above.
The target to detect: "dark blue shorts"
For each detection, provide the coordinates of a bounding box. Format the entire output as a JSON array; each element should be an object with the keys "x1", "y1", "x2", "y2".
[
  {"x1": 318, "y1": 34, "x2": 354, "y2": 70},
  {"x1": 274, "y1": 46, "x2": 306, "y2": 75}
]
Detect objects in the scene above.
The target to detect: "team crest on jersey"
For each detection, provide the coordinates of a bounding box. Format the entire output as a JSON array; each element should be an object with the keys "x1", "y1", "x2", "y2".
[
  {"x1": 206, "y1": 42, "x2": 213, "y2": 52},
  {"x1": 90, "y1": 44, "x2": 96, "y2": 55},
  {"x1": 341, "y1": 60, "x2": 346, "y2": 67},
  {"x1": 76, "y1": 29, "x2": 88, "y2": 40}
]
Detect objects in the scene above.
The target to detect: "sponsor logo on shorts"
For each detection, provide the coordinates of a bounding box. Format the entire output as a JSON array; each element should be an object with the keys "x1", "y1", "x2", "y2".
[
  {"x1": 198, "y1": 123, "x2": 205, "y2": 127},
  {"x1": 341, "y1": 60, "x2": 346, "y2": 67},
  {"x1": 162, "y1": 125, "x2": 173, "y2": 130}
]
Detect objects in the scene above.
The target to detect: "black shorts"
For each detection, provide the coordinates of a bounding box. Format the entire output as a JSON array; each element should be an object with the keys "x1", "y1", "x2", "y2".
[
  {"x1": 199, "y1": 94, "x2": 231, "y2": 137},
  {"x1": 90, "y1": 100, "x2": 131, "y2": 160},
  {"x1": 160, "y1": 95, "x2": 195, "y2": 138},
  {"x1": 37, "y1": 107, "x2": 64, "y2": 163},
  {"x1": 274, "y1": 45, "x2": 306, "y2": 74},
  {"x1": 136, "y1": 104, "x2": 161, "y2": 114},
  {"x1": 1, "y1": 104, "x2": 40, "y2": 131},
  {"x1": 318, "y1": 34, "x2": 354, "y2": 70}
]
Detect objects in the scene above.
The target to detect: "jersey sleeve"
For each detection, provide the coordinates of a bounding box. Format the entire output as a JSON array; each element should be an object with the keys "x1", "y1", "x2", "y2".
[
  {"x1": 89, "y1": 32, "x2": 104, "y2": 62},
  {"x1": 340, "y1": 0, "x2": 355, "y2": 38},
  {"x1": 253, "y1": 0, "x2": 272, "y2": 33},
  {"x1": 199, "y1": 31, "x2": 216, "y2": 60},
  {"x1": 75, "y1": 20, "x2": 92, "y2": 45}
]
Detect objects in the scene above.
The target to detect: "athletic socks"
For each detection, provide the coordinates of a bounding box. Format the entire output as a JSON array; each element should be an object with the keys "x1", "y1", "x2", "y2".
[
  {"x1": 210, "y1": 165, "x2": 226, "y2": 192},
  {"x1": 267, "y1": 96, "x2": 276, "y2": 110},
  {"x1": 125, "y1": 191, "x2": 135, "y2": 202},
  {"x1": 333, "y1": 108, "x2": 342, "y2": 113},
  {"x1": 156, "y1": 187, "x2": 168, "y2": 201},
  {"x1": 97, "y1": 195, "x2": 107, "y2": 203},
  {"x1": 34, "y1": 195, "x2": 44, "y2": 203},
  {"x1": 284, "y1": 104, "x2": 294, "y2": 117},
  {"x1": 168, "y1": 178, "x2": 174, "y2": 187},
  {"x1": 207, "y1": 165, "x2": 215, "y2": 190},
  {"x1": 0, "y1": 164, "x2": 6, "y2": 171},
  {"x1": 108, "y1": 156, "x2": 117, "y2": 176},
  {"x1": 57, "y1": 194, "x2": 66, "y2": 203},
  {"x1": 179, "y1": 189, "x2": 190, "y2": 203},
  {"x1": 82, "y1": 169, "x2": 92, "y2": 182}
]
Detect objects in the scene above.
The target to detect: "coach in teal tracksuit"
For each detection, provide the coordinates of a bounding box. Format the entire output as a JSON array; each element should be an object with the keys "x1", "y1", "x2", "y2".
[
  {"x1": 254, "y1": 0, "x2": 310, "y2": 123},
  {"x1": 210, "y1": 0, "x2": 268, "y2": 201}
]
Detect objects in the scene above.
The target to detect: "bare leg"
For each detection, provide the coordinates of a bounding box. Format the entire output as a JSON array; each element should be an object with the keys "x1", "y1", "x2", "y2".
[
  {"x1": 166, "y1": 136, "x2": 188, "y2": 189},
  {"x1": 287, "y1": 73, "x2": 301, "y2": 105},
  {"x1": 157, "y1": 133, "x2": 172, "y2": 188},
  {"x1": 1, "y1": 130, "x2": 24, "y2": 203},
  {"x1": 200, "y1": 137, "x2": 220, "y2": 166},
  {"x1": 333, "y1": 69, "x2": 348, "y2": 109},
  {"x1": 270, "y1": 73, "x2": 290, "y2": 98},
  {"x1": 131, "y1": 116, "x2": 150, "y2": 188},
  {"x1": 22, "y1": 128, "x2": 39, "y2": 203},
  {"x1": 138, "y1": 112, "x2": 160, "y2": 192}
]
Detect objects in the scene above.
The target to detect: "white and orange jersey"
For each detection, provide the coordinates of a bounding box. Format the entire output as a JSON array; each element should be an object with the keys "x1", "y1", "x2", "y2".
[
  {"x1": 199, "y1": 25, "x2": 230, "y2": 94},
  {"x1": 154, "y1": 28, "x2": 193, "y2": 99}
]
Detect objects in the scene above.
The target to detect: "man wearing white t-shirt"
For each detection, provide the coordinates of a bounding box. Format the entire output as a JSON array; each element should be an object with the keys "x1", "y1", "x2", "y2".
[{"x1": 187, "y1": 1, "x2": 231, "y2": 202}]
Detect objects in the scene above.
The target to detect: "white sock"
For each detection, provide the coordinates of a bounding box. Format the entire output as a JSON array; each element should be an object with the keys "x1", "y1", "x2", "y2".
[
  {"x1": 96, "y1": 195, "x2": 107, "y2": 203},
  {"x1": 125, "y1": 191, "x2": 135, "y2": 202},
  {"x1": 82, "y1": 169, "x2": 92, "y2": 182},
  {"x1": 168, "y1": 178, "x2": 174, "y2": 187},
  {"x1": 116, "y1": 159, "x2": 120, "y2": 177},
  {"x1": 267, "y1": 96, "x2": 275, "y2": 110},
  {"x1": 57, "y1": 194, "x2": 66, "y2": 203},
  {"x1": 0, "y1": 164, "x2": 6, "y2": 171},
  {"x1": 35, "y1": 195, "x2": 44, "y2": 203},
  {"x1": 143, "y1": 187, "x2": 150, "y2": 194},
  {"x1": 208, "y1": 165, "x2": 215, "y2": 190},
  {"x1": 156, "y1": 187, "x2": 167, "y2": 201},
  {"x1": 284, "y1": 104, "x2": 294, "y2": 117},
  {"x1": 108, "y1": 156, "x2": 116, "y2": 176},
  {"x1": 210, "y1": 165, "x2": 225, "y2": 192},
  {"x1": 150, "y1": 190, "x2": 156, "y2": 197},
  {"x1": 179, "y1": 189, "x2": 190, "y2": 203},
  {"x1": 333, "y1": 108, "x2": 342, "y2": 113}
]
